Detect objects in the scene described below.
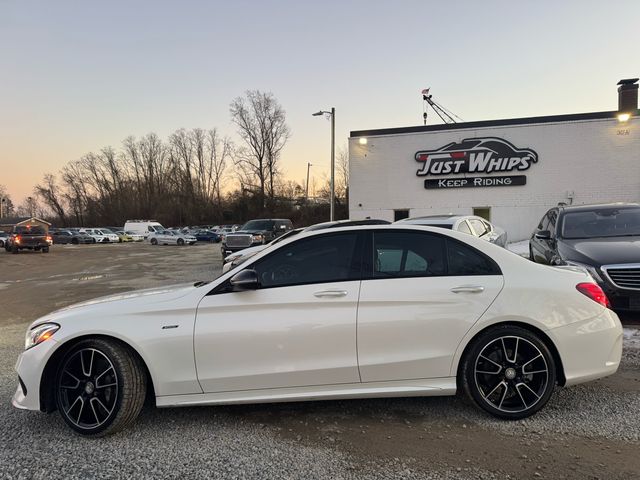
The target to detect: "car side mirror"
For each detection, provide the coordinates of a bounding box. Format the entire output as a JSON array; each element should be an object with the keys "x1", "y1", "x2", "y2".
[
  {"x1": 230, "y1": 269, "x2": 259, "y2": 290},
  {"x1": 535, "y1": 230, "x2": 551, "y2": 240}
]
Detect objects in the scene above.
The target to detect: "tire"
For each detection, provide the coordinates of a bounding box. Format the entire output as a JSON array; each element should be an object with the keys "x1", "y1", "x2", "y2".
[
  {"x1": 150, "y1": 238, "x2": 158, "y2": 245},
  {"x1": 177, "y1": 238, "x2": 185, "y2": 246},
  {"x1": 71, "y1": 238, "x2": 79, "y2": 245},
  {"x1": 42, "y1": 246, "x2": 49, "y2": 253},
  {"x1": 11, "y1": 246, "x2": 19, "y2": 254},
  {"x1": 55, "y1": 338, "x2": 147, "y2": 437},
  {"x1": 529, "y1": 245, "x2": 535, "y2": 262},
  {"x1": 460, "y1": 325, "x2": 556, "y2": 420},
  {"x1": 92, "y1": 238, "x2": 97, "y2": 244}
]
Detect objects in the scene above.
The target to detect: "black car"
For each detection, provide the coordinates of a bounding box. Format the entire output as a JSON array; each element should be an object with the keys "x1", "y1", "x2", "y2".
[
  {"x1": 51, "y1": 229, "x2": 94, "y2": 245},
  {"x1": 222, "y1": 219, "x2": 293, "y2": 255},
  {"x1": 530, "y1": 203, "x2": 640, "y2": 311}
]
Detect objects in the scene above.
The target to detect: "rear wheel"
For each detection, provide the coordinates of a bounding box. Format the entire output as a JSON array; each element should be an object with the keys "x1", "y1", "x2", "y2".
[
  {"x1": 55, "y1": 339, "x2": 146, "y2": 436},
  {"x1": 11, "y1": 245, "x2": 19, "y2": 254},
  {"x1": 461, "y1": 325, "x2": 556, "y2": 420},
  {"x1": 71, "y1": 238, "x2": 79, "y2": 245},
  {"x1": 177, "y1": 238, "x2": 185, "y2": 246},
  {"x1": 42, "y1": 246, "x2": 49, "y2": 253},
  {"x1": 150, "y1": 238, "x2": 158, "y2": 245}
]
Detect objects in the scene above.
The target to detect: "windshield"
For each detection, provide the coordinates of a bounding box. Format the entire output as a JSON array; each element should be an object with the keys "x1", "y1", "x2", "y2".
[
  {"x1": 271, "y1": 228, "x2": 302, "y2": 244},
  {"x1": 241, "y1": 220, "x2": 275, "y2": 231},
  {"x1": 561, "y1": 208, "x2": 640, "y2": 239}
]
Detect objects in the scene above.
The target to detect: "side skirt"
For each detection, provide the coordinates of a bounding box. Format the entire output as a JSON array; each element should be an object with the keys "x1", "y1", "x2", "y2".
[{"x1": 156, "y1": 377, "x2": 457, "y2": 408}]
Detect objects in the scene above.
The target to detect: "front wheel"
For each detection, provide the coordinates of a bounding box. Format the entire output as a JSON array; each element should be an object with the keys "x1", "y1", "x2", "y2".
[
  {"x1": 150, "y1": 238, "x2": 158, "y2": 245},
  {"x1": 177, "y1": 238, "x2": 185, "y2": 246},
  {"x1": 55, "y1": 339, "x2": 146, "y2": 436},
  {"x1": 460, "y1": 325, "x2": 556, "y2": 420}
]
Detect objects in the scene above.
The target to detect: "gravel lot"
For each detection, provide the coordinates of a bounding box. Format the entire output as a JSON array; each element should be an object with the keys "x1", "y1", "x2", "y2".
[{"x1": 1, "y1": 243, "x2": 639, "y2": 479}]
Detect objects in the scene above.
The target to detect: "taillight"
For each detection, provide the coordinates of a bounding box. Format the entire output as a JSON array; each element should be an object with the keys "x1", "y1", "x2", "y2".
[
  {"x1": 14, "y1": 235, "x2": 21, "y2": 244},
  {"x1": 576, "y1": 282, "x2": 611, "y2": 309}
]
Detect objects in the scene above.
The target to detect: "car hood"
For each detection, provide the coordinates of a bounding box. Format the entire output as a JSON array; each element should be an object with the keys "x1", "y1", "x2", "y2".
[
  {"x1": 38, "y1": 283, "x2": 198, "y2": 323},
  {"x1": 560, "y1": 236, "x2": 640, "y2": 265}
]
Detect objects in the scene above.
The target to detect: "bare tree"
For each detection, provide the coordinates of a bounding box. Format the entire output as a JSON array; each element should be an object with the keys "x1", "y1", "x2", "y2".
[
  {"x1": 230, "y1": 90, "x2": 290, "y2": 206},
  {"x1": 336, "y1": 146, "x2": 349, "y2": 202},
  {"x1": 34, "y1": 174, "x2": 67, "y2": 224},
  {"x1": 0, "y1": 185, "x2": 15, "y2": 217}
]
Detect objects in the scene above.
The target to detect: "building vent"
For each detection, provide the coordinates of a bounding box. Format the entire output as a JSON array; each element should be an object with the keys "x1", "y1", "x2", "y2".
[{"x1": 617, "y1": 78, "x2": 639, "y2": 113}]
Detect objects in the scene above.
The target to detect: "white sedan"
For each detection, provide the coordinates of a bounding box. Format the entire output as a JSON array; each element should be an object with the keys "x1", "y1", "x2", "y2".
[
  {"x1": 13, "y1": 225, "x2": 622, "y2": 436},
  {"x1": 148, "y1": 230, "x2": 196, "y2": 246}
]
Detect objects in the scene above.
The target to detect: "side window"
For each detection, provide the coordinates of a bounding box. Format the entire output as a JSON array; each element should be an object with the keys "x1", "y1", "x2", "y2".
[
  {"x1": 468, "y1": 219, "x2": 488, "y2": 237},
  {"x1": 373, "y1": 231, "x2": 446, "y2": 278},
  {"x1": 447, "y1": 239, "x2": 501, "y2": 276},
  {"x1": 457, "y1": 220, "x2": 473, "y2": 235},
  {"x1": 537, "y1": 212, "x2": 550, "y2": 231},
  {"x1": 253, "y1": 233, "x2": 359, "y2": 288}
]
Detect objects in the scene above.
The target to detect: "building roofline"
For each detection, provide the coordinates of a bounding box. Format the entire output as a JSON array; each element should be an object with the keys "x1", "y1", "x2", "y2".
[{"x1": 350, "y1": 110, "x2": 629, "y2": 137}]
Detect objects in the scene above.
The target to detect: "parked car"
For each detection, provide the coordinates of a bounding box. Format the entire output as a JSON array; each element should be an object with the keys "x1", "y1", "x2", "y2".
[
  {"x1": 530, "y1": 202, "x2": 640, "y2": 312},
  {"x1": 396, "y1": 215, "x2": 508, "y2": 247},
  {"x1": 50, "y1": 230, "x2": 94, "y2": 245},
  {"x1": 124, "y1": 231, "x2": 145, "y2": 242},
  {"x1": 222, "y1": 219, "x2": 392, "y2": 273},
  {"x1": 113, "y1": 231, "x2": 134, "y2": 242},
  {"x1": 222, "y1": 219, "x2": 293, "y2": 256},
  {"x1": 13, "y1": 224, "x2": 622, "y2": 436},
  {"x1": 193, "y1": 230, "x2": 221, "y2": 243},
  {"x1": 4, "y1": 225, "x2": 51, "y2": 253},
  {"x1": 0, "y1": 231, "x2": 9, "y2": 248},
  {"x1": 148, "y1": 230, "x2": 197, "y2": 246},
  {"x1": 123, "y1": 220, "x2": 165, "y2": 239},
  {"x1": 81, "y1": 228, "x2": 119, "y2": 243}
]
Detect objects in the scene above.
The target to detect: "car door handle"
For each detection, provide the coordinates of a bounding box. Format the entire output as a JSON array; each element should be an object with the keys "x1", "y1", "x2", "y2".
[
  {"x1": 314, "y1": 290, "x2": 348, "y2": 298},
  {"x1": 450, "y1": 285, "x2": 485, "y2": 294}
]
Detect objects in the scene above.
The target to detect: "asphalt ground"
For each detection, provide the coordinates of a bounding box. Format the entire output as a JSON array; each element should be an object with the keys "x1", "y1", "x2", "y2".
[{"x1": 1, "y1": 242, "x2": 639, "y2": 479}]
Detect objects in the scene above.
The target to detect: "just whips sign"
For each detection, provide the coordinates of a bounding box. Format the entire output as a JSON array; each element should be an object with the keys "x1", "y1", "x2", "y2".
[{"x1": 415, "y1": 137, "x2": 538, "y2": 189}]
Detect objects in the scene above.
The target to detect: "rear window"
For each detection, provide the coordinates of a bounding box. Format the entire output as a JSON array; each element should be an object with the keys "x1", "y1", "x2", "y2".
[
  {"x1": 242, "y1": 220, "x2": 276, "y2": 230},
  {"x1": 15, "y1": 226, "x2": 46, "y2": 234}
]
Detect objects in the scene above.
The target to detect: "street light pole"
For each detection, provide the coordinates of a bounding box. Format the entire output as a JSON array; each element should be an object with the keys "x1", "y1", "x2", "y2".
[
  {"x1": 305, "y1": 162, "x2": 312, "y2": 201},
  {"x1": 330, "y1": 107, "x2": 335, "y2": 222},
  {"x1": 312, "y1": 107, "x2": 336, "y2": 221}
]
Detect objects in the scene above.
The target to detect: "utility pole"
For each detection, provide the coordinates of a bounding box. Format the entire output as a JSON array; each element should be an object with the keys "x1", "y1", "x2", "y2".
[
  {"x1": 0, "y1": 198, "x2": 5, "y2": 219},
  {"x1": 330, "y1": 107, "x2": 335, "y2": 221},
  {"x1": 305, "y1": 163, "x2": 312, "y2": 200}
]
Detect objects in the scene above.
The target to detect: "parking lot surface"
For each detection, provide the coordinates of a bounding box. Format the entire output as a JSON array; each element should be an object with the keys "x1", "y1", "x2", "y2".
[{"x1": 1, "y1": 243, "x2": 639, "y2": 479}]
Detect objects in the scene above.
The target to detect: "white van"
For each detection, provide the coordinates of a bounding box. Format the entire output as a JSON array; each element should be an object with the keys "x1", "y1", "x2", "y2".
[{"x1": 123, "y1": 220, "x2": 165, "y2": 238}]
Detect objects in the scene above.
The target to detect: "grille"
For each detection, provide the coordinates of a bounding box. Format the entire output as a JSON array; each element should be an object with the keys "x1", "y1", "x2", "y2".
[
  {"x1": 225, "y1": 234, "x2": 252, "y2": 248},
  {"x1": 603, "y1": 265, "x2": 640, "y2": 290}
]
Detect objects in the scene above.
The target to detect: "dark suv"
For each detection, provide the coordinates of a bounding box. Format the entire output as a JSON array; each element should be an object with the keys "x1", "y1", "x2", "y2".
[
  {"x1": 222, "y1": 219, "x2": 293, "y2": 256},
  {"x1": 530, "y1": 203, "x2": 640, "y2": 311}
]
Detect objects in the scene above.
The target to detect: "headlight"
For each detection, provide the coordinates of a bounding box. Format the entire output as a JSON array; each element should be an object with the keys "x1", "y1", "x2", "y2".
[
  {"x1": 25, "y1": 323, "x2": 60, "y2": 350},
  {"x1": 251, "y1": 234, "x2": 264, "y2": 243},
  {"x1": 565, "y1": 261, "x2": 604, "y2": 283}
]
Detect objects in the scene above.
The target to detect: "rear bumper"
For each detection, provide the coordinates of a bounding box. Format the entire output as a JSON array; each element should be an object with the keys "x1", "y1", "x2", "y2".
[{"x1": 547, "y1": 308, "x2": 623, "y2": 386}]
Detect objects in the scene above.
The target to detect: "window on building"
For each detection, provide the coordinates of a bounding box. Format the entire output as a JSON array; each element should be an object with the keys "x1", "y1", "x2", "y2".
[
  {"x1": 473, "y1": 207, "x2": 491, "y2": 221},
  {"x1": 394, "y1": 209, "x2": 410, "y2": 222}
]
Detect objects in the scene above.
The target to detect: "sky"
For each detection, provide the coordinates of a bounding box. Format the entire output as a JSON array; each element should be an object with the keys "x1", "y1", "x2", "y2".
[{"x1": 1, "y1": 0, "x2": 639, "y2": 204}]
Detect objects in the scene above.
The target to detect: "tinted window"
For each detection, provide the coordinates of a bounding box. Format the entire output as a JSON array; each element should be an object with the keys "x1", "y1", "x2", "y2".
[
  {"x1": 457, "y1": 221, "x2": 472, "y2": 235},
  {"x1": 253, "y1": 233, "x2": 359, "y2": 288},
  {"x1": 15, "y1": 226, "x2": 46, "y2": 234},
  {"x1": 242, "y1": 220, "x2": 276, "y2": 231},
  {"x1": 447, "y1": 240, "x2": 500, "y2": 275},
  {"x1": 373, "y1": 231, "x2": 446, "y2": 278}
]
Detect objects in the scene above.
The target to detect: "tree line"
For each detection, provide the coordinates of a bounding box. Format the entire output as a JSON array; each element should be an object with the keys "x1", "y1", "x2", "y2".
[{"x1": 15, "y1": 90, "x2": 348, "y2": 228}]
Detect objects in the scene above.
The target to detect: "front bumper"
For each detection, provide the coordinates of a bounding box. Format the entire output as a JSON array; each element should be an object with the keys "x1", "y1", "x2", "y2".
[
  {"x1": 12, "y1": 338, "x2": 60, "y2": 411},
  {"x1": 547, "y1": 308, "x2": 623, "y2": 387}
]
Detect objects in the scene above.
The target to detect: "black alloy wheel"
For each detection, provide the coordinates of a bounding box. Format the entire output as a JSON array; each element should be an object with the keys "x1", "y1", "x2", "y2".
[
  {"x1": 461, "y1": 325, "x2": 556, "y2": 419},
  {"x1": 55, "y1": 339, "x2": 146, "y2": 436}
]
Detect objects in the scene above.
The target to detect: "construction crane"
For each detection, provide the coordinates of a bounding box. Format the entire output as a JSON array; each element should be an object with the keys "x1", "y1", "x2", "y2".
[{"x1": 421, "y1": 88, "x2": 463, "y2": 125}]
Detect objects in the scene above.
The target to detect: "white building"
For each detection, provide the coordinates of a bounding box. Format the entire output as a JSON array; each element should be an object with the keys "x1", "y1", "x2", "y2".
[{"x1": 348, "y1": 79, "x2": 640, "y2": 241}]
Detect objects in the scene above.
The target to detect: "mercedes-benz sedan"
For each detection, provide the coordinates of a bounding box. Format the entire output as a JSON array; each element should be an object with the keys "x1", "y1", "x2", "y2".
[{"x1": 13, "y1": 225, "x2": 622, "y2": 436}]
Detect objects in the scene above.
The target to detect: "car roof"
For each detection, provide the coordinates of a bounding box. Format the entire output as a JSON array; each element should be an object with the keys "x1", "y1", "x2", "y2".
[
  {"x1": 556, "y1": 202, "x2": 640, "y2": 213},
  {"x1": 398, "y1": 215, "x2": 466, "y2": 225},
  {"x1": 304, "y1": 219, "x2": 390, "y2": 231}
]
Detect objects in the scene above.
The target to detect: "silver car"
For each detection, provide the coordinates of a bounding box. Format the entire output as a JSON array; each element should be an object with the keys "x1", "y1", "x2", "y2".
[{"x1": 396, "y1": 215, "x2": 508, "y2": 247}]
